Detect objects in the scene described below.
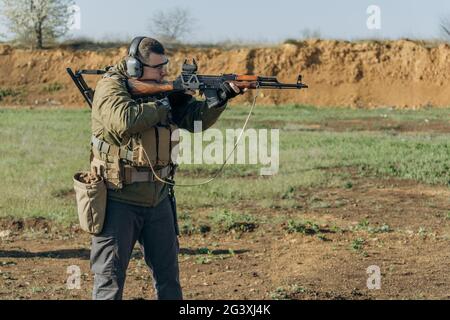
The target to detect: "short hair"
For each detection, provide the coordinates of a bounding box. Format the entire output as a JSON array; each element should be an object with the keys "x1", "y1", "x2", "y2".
[{"x1": 137, "y1": 37, "x2": 165, "y2": 63}]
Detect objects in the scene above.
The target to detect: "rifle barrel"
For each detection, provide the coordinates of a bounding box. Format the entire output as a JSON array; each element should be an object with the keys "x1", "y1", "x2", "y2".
[{"x1": 258, "y1": 82, "x2": 308, "y2": 89}]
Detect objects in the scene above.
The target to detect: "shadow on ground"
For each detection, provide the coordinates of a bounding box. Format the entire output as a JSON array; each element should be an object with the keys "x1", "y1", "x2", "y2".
[{"x1": 0, "y1": 249, "x2": 90, "y2": 259}]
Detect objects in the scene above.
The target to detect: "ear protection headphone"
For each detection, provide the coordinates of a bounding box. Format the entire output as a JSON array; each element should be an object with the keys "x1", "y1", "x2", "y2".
[{"x1": 126, "y1": 36, "x2": 145, "y2": 78}]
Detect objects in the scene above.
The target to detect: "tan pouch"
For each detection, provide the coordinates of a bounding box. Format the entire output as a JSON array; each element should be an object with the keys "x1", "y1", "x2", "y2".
[
  {"x1": 157, "y1": 126, "x2": 171, "y2": 167},
  {"x1": 137, "y1": 128, "x2": 157, "y2": 167},
  {"x1": 134, "y1": 125, "x2": 180, "y2": 168},
  {"x1": 73, "y1": 171, "x2": 107, "y2": 235}
]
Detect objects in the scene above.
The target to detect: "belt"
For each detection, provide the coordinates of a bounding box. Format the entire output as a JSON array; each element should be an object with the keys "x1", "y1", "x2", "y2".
[{"x1": 123, "y1": 165, "x2": 173, "y2": 184}]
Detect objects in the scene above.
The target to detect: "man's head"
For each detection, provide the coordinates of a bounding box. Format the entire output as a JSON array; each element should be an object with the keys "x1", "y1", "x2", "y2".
[{"x1": 126, "y1": 37, "x2": 169, "y2": 82}]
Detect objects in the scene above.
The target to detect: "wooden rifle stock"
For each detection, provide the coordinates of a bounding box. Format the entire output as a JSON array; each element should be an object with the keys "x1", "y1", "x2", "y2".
[{"x1": 127, "y1": 79, "x2": 175, "y2": 97}]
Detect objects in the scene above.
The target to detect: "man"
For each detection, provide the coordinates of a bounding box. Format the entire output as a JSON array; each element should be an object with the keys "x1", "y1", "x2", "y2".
[{"x1": 89, "y1": 36, "x2": 241, "y2": 300}]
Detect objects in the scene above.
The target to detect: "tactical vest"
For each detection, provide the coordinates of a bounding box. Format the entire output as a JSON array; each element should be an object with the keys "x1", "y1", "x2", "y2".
[
  {"x1": 91, "y1": 124, "x2": 180, "y2": 190},
  {"x1": 90, "y1": 71, "x2": 180, "y2": 190}
]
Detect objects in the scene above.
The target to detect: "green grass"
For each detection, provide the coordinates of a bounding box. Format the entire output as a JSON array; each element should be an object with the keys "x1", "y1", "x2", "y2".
[
  {"x1": 1, "y1": 105, "x2": 450, "y2": 224},
  {"x1": 0, "y1": 108, "x2": 91, "y2": 224}
]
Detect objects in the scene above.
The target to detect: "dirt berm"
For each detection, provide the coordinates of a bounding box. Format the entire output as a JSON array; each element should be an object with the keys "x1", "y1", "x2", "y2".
[{"x1": 0, "y1": 39, "x2": 449, "y2": 108}]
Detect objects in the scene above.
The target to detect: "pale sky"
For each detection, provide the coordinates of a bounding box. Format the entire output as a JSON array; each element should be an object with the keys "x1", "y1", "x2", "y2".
[{"x1": 1, "y1": 0, "x2": 450, "y2": 43}]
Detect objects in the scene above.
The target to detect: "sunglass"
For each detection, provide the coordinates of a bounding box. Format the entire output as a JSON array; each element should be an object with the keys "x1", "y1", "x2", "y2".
[{"x1": 141, "y1": 59, "x2": 169, "y2": 71}]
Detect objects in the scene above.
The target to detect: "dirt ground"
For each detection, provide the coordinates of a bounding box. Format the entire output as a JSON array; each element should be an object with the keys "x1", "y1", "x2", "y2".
[{"x1": 0, "y1": 169, "x2": 449, "y2": 300}]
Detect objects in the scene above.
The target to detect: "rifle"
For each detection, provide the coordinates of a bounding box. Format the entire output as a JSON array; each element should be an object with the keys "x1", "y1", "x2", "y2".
[
  {"x1": 67, "y1": 59, "x2": 307, "y2": 109},
  {"x1": 128, "y1": 59, "x2": 307, "y2": 108}
]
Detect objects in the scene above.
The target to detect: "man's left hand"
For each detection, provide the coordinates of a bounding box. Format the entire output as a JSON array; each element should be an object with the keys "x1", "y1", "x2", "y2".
[{"x1": 219, "y1": 82, "x2": 243, "y2": 100}]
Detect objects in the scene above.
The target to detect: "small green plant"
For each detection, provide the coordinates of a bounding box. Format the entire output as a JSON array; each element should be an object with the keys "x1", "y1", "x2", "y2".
[
  {"x1": 30, "y1": 286, "x2": 46, "y2": 294},
  {"x1": 270, "y1": 285, "x2": 306, "y2": 300},
  {"x1": 285, "y1": 220, "x2": 320, "y2": 235},
  {"x1": 310, "y1": 201, "x2": 331, "y2": 209},
  {"x1": 356, "y1": 220, "x2": 391, "y2": 233},
  {"x1": 199, "y1": 224, "x2": 211, "y2": 234},
  {"x1": 178, "y1": 210, "x2": 211, "y2": 235},
  {"x1": 334, "y1": 200, "x2": 347, "y2": 208},
  {"x1": 197, "y1": 247, "x2": 211, "y2": 255},
  {"x1": 418, "y1": 227, "x2": 428, "y2": 237},
  {"x1": 308, "y1": 195, "x2": 332, "y2": 209},
  {"x1": 42, "y1": 82, "x2": 64, "y2": 93},
  {"x1": 0, "y1": 88, "x2": 21, "y2": 100},
  {"x1": 370, "y1": 224, "x2": 391, "y2": 233},
  {"x1": 270, "y1": 287, "x2": 290, "y2": 300},
  {"x1": 209, "y1": 210, "x2": 258, "y2": 233},
  {"x1": 344, "y1": 181, "x2": 353, "y2": 189},
  {"x1": 178, "y1": 211, "x2": 190, "y2": 220},
  {"x1": 290, "y1": 284, "x2": 307, "y2": 294},
  {"x1": 351, "y1": 238, "x2": 365, "y2": 251},
  {"x1": 195, "y1": 256, "x2": 211, "y2": 265},
  {"x1": 358, "y1": 219, "x2": 370, "y2": 229},
  {"x1": 281, "y1": 186, "x2": 296, "y2": 199},
  {"x1": 331, "y1": 225, "x2": 344, "y2": 234},
  {"x1": 317, "y1": 233, "x2": 328, "y2": 241},
  {"x1": 180, "y1": 221, "x2": 197, "y2": 235}
]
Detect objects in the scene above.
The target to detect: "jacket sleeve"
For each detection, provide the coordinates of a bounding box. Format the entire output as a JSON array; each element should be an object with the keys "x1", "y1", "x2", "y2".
[
  {"x1": 168, "y1": 92, "x2": 227, "y2": 132},
  {"x1": 93, "y1": 77, "x2": 168, "y2": 138}
]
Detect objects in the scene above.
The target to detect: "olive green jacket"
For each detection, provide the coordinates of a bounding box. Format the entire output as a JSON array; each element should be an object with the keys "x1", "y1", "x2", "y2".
[{"x1": 91, "y1": 60, "x2": 227, "y2": 207}]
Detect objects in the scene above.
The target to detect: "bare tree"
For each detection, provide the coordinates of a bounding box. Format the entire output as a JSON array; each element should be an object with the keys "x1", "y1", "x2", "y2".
[
  {"x1": 148, "y1": 7, "x2": 195, "y2": 44},
  {"x1": 441, "y1": 17, "x2": 450, "y2": 40},
  {"x1": 0, "y1": 0, "x2": 74, "y2": 49},
  {"x1": 300, "y1": 28, "x2": 322, "y2": 40}
]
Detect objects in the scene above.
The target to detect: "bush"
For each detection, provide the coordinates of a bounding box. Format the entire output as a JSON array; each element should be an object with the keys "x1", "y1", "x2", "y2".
[
  {"x1": 285, "y1": 220, "x2": 320, "y2": 235},
  {"x1": 0, "y1": 88, "x2": 21, "y2": 100},
  {"x1": 209, "y1": 210, "x2": 258, "y2": 233}
]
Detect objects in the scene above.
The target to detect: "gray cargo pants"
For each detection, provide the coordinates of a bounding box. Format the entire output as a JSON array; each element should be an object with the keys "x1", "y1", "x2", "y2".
[{"x1": 90, "y1": 196, "x2": 182, "y2": 300}]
